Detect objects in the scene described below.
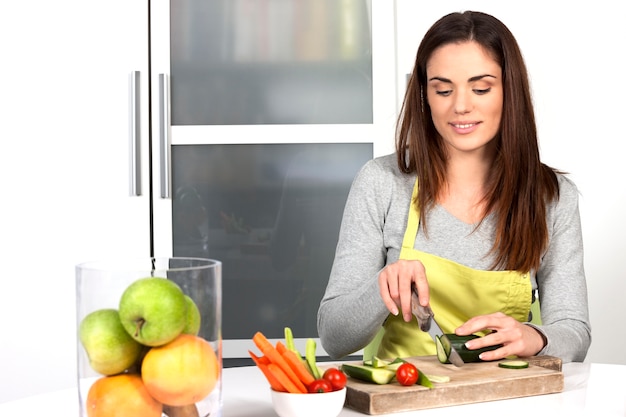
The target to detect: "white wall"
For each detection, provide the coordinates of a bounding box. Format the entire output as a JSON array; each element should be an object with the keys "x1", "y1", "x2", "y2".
[{"x1": 395, "y1": 0, "x2": 626, "y2": 364}]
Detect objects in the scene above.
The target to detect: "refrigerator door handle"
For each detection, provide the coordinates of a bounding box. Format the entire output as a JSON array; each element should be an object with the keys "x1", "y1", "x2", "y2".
[
  {"x1": 159, "y1": 73, "x2": 171, "y2": 199},
  {"x1": 128, "y1": 71, "x2": 141, "y2": 197}
]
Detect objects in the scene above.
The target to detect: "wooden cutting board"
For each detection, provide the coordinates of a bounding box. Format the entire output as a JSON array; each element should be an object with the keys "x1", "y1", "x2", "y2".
[{"x1": 344, "y1": 355, "x2": 563, "y2": 415}]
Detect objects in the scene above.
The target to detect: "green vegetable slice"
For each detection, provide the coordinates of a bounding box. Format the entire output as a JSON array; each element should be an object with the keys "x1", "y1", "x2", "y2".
[
  {"x1": 305, "y1": 338, "x2": 322, "y2": 379},
  {"x1": 436, "y1": 335, "x2": 449, "y2": 364},
  {"x1": 498, "y1": 360, "x2": 529, "y2": 369},
  {"x1": 341, "y1": 363, "x2": 396, "y2": 384},
  {"x1": 372, "y1": 356, "x2": 391, "y2": 368},
  {"x1": 384, "y1": 357, "x2": 407, "y2": 371},
  {"x1": 416, "y1": 369, "x2": 433, "y2": 388},
  {"x1": 284, "y1": 327, "x2": 302, "y2": 357},
  {"x1": 440, "y1": 334, "x2": 452, "y2": 357},
  {"x1": 427, "y1": 375, "x2": 450, "y2": 383}
]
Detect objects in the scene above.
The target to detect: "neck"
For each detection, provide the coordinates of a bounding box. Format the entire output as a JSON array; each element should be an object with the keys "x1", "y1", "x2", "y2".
[
  {"x1": 446, "y1": 153, "x2": 490, "y2": 191},
  {"x1": 437, "y1": 151, "x2": 494, "y2": 224}
]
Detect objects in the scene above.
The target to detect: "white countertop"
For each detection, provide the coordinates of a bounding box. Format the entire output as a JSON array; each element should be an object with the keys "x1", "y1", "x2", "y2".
[{"x1": 1, "y1": 362, "x2": 624, "y2": 416}]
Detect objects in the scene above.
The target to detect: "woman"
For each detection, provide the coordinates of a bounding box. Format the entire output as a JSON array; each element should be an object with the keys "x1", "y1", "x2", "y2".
[{"x1": 317, "y1": 11, "x2": 591, "y2": 363}]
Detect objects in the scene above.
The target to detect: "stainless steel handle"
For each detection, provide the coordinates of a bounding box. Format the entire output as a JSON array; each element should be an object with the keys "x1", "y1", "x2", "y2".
[
  {"x1": 159, "y1": 73, "x2": 171, "y2": 199},
  {"x1": 128, "y1": 71, "x2": 141, "y2": 196}
]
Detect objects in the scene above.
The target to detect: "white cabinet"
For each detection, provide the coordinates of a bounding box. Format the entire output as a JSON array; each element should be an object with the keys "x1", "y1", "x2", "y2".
[
  {"x1": 0, "y1": 0, "x2": 150, "y2": 402},
  {"x1": 148, "y1": 0, "x2": 397, "y2": 360}
]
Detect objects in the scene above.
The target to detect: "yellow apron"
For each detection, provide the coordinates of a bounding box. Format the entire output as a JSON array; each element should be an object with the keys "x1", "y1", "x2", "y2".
[{"x1": 377, "y1": 179, "x2": 532, "y2": 359}]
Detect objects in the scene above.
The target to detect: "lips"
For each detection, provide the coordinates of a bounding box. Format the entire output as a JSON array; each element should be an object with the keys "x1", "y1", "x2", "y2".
[{"x1": 450, "y1": 121, "x2": 480, "y2": 133}]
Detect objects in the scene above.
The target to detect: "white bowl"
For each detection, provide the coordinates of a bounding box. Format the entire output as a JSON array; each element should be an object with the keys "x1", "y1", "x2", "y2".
[{"x1": 270, "y1": 387, "x2": 347, "y2": 417}]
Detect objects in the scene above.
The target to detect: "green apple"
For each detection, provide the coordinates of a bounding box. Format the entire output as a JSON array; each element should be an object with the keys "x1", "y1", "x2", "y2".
[
  {"x1": 118, "y1": 277, "x2": 188, "y2": 346},
  {"x1": 182, "y1": 295, "x2": 201, "y2": 335},
  {"x1": 79, "y1": 308, "x2": 142, "y2": 375}
]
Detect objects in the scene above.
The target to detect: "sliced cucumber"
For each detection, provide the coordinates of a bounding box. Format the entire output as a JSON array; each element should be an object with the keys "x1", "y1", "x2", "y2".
[
  {"x1": 305, "y1": 338, "x2": 322, "y2": 379},
  {"x1": 416, "y1": 369, "x2": 433, "y2": 388},
  {"x1": 342, "y1": 363, "x2": 396, "y2": 384},
  {"x1": 498, "y1": 360, "x2": 529, "y2": 369},
  {"x1": 427, "y1": 375, "x2": 450, "y2": 383},
  {"x1": 372, "y1": 356, "x2": 391, "y2": 368},
  {"x1": 435, "y1": 335, "x2": 449, "y2": 364},
  {"x1": 440, "y1": 334, "x2": 452, "y2": 356},
  {"x1": 284, "y1": 327, "x2": 303, "y2": 357},
  {"x1": 384, "y1": 357, "x2": 407, "y2": 371}
]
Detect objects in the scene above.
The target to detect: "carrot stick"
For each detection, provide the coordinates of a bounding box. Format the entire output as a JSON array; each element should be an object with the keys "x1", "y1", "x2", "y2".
[
  {"x1": 252, "y1": 332, "x2": 307, "y2": 393},
  {"x1": 249, "y1": 350, "x2": 270, "y2": 366},
  {"x1": 267, "y1": 363, "x2": 306, "y2": 393},
  {"x1": 249, "y1": 351, "x2": 285, "y2": 392},
  {"x1": 281, "y1": 348, "x2": 315, "y2": 386},
  {"x1": 255, "y1": 353, "x2": 271, "y2": 365},
  {"x1": 276, "y1": 341, "x2": 288, "y2": 355}
]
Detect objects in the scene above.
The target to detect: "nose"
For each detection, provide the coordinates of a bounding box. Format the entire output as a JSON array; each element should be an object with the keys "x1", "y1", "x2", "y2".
[{"x1": 454, "y1": 89, "x2": 473, "y2": 114}]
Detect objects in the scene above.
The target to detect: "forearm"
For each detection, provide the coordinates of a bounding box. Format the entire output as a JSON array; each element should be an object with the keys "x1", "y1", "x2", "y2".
[
  {"x1": 317, "y1": 157, "x2": 403, "y2": 358},
  {"x1": 532, "y1": 175, "x2": 591, "y2": 362},
  {"x1": 528, "y1": 320, "x2": 590, "y2": 362},
  {"x1": 318, "y1": 219, "x2": 392, "y2": 360},
  {"x1": 318, "y1": 277, "x2": 389, "y2": 359},
  {"x1": 530, "y1": 269, "x2": 591, "y2": 362}
]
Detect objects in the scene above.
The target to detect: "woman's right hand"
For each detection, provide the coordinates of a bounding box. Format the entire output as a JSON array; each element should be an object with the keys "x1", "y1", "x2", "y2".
[{"x1": 378, "y1": 259, "x2": 430, "y2": 322}]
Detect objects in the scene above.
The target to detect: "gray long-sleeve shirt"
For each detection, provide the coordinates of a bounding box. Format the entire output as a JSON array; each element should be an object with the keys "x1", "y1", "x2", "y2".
[{"x1": 317, "y1": 153, "x2": 591, "y2": 362}]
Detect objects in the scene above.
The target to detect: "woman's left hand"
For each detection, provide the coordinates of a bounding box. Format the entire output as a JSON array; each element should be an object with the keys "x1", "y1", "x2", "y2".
[{"x1": 455, "y1": 312, "x2": 546, "y2": 360}]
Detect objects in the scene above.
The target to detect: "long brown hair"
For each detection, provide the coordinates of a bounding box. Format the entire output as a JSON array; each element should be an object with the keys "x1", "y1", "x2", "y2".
[{"x1": 396, "y1": 11, "x2": 559, "y2": 272}]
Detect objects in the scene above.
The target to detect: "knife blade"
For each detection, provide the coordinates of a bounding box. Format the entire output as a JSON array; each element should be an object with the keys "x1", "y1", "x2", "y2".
[{"x1": 411, "y1": 288, "x2": 465, "y2": 367}]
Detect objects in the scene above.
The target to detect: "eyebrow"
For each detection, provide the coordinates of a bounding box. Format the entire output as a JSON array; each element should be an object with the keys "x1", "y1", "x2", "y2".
[{"x1": 428, "y1": 74, "x2": 497, "y2": 83}]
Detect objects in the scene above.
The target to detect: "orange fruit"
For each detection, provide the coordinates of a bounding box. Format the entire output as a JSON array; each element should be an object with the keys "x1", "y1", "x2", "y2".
[
  {"x1": 86, "y1": 374, "x2": 161, "y2": 417},
  {"x1": 141, "y1": 333, "x2": 220, "y2": 406}
]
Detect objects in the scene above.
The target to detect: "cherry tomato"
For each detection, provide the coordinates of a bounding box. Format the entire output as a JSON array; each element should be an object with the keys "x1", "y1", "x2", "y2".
[
  {"x1": 396, "y1": 363, "x2": 418, "y2": 386},
  {"x1": 323, "y1": 368, "x2": 347, "y2": 391},
  {"x1": 308, "y1": 378, "x2": 333, "y2": 393}
]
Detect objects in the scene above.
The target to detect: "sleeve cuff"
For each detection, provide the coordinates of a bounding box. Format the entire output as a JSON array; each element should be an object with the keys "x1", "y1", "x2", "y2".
[{"x1": 524, "y1": 322, "x2": 549, "y2": 355}]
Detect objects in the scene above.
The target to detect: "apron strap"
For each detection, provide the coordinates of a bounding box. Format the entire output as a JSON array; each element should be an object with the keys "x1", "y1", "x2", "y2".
[{"x1": 401, "y1": 179, "x2": 420, "y2": 252}]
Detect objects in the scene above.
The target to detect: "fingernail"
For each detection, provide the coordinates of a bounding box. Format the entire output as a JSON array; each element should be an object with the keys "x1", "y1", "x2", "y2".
[
  {"x1": 465, "y1": 341, "x2": 473, "y2": 349},
  {"x1": 391, "y1": 306, "x2": 399, "y2": 316}
]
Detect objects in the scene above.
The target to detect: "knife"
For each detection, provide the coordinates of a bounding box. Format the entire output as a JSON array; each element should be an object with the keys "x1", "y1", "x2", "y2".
[{"x1": 411, "y1": 288, "x2": 465, "y2": 367}]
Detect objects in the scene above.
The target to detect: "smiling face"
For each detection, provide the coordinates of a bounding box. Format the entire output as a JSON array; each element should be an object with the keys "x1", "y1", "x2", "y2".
[{"x1": 425, "y1": 41, "x2": 503, "y2": 158}]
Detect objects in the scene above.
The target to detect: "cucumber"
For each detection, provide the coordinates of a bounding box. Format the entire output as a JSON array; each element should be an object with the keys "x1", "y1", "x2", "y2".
[
  {"x1": 371, "y1": 356, "x2": 391, "y2": 368},
  {"x1": 284, "y1": 327, "x2": 303, "y2": 357},
  {"x1": 427, "y1": 375, "x2": 450, "y2": 383},
  {"x1": 436, "y1": 334, "x2": 503, "y2": 364},
  {"x1": 498, "y1": 360, "x2": 529, "y2": 369},
  {"x1": 341, "y1": 363, "x2": 396, "y2": 384},
  {"x1": 440, "y1": 335, "x2": 453, "y2": 356},
  {"x1": 416, "y1": 369, "x2": 433, "y2": 388},
  {"x1": 384, "y1": 357, "x2": 407, "y2": 371},
  {"x1": 305, "y1": 338, "x2": 322, "y2": 379},
  {"x1": 435, "y1": 335, "x2": 448, "y2": 363}
]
